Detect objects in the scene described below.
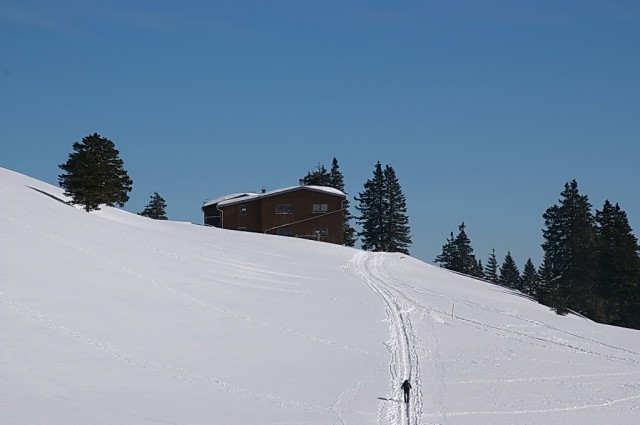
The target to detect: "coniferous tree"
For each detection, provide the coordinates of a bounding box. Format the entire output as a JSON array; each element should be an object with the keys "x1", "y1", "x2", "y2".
[
  {"x1": 302, "y1": 163, "x2": 332, "y2": 186},
  {"x1": 499, "y1": 251, "x2": 521, "y2": 290},
  {"x1": 381, "y1": 164, "x2": 411, "y2": 254},
  {"x1": 328, "y1": 158, "x2": 343, "y2": 189},
  {"x1": 356, "y1": 162, "x2": 411, "y2": 254},
  {"x1": 537, "y1": 252, "x2": 559, "y2": 310},
  {"x1": 595, "y1": 200, "x2": 640, "y2": 327},
  {"x1": 475, "y1": 259, "x2": 486, "y2": 280},
  {"x1": 435, "y1": 232, "x2": 456, "y2": 270},
  {"x1": 453, "y1": 222, "x2": 478, "y2": 275},
  {"x1": 435, "y1": 222, "x2": 479, "y2": 275},
  {"x1": 484, "y1": 248, "x2": 500, "y2": 283},
  {"x1": 521, "y1": 258, "x2": 540, "y2": 297},
  {"x1": 138, "y1": 192, "x2": 168, "y2": 220},
  {"x1": 58, "y1": 133, "x2": 133, "y2": 212},
  {"x1": 542, "y1": 180, "x2": 598, "y2": 316},
  {"x1": 356, "y1": 161, "x2": 386, "y2": 252}
]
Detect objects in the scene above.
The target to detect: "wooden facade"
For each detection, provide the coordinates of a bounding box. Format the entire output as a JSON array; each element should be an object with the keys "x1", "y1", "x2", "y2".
[{"x1": 202, "y1": 185, "x2": 347, "y2": 244}]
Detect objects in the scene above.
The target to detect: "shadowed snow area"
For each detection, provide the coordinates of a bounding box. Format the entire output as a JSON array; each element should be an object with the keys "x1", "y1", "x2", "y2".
[{"x1": 1, "y1": 167, "x2": 640, "y2": 425}]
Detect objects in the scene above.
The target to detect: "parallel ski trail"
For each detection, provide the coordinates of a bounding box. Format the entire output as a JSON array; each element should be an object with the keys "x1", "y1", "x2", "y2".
[{"x1": 347, "y1": 252, "x2": 423, "y2": 425}]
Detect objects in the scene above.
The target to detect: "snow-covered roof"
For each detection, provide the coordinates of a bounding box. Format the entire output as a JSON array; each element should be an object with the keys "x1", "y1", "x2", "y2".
[
  {"x1": 205, "y1": 185, "x2": 346, "y2": 208},
  {"x1": 217, "y1": 193, "x2": 260, "y2": 207},
  {"x1": 261, "y1": 185, "x2": 346, "y2": 199},
  {"x1": 202, "y1": 192, "x2": 258, "y2": 208}
]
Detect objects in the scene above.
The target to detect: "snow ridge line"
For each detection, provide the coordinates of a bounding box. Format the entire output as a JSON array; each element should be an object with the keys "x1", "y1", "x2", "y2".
[
  {"x1": 347, "y1": 252, "x2": 423, "y2": 425},
  {"x1": 0, "y1": 291, "x2": 327, "y2": 413}
]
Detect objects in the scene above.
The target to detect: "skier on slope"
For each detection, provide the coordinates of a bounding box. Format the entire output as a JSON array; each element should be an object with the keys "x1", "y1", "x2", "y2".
[{"x1": 401, "y1": 379, "x2": 411, "y2": 404}]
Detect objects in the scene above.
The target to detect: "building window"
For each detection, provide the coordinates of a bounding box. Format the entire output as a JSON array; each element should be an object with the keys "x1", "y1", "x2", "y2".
[
  {"x1": 276, "y1": 204, "x2": 292, "y2": 214},
  {"x1": 277, "y1": 228, "x2": 294, "y2": 236},
  {"x1": 239, "y1": 205, "x2": 247, "y2": 215},
  {"x1": 313, "y1": 227, "x2": 329, "y2": 236},
  {"x1": 312, "y1": 203, "x2": 328, "y2": 213}
]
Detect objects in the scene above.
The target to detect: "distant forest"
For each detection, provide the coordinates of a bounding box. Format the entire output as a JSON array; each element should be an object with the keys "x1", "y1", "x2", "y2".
[{"x1": 435, "y1": 180, "x2": 640, "y2": 330}]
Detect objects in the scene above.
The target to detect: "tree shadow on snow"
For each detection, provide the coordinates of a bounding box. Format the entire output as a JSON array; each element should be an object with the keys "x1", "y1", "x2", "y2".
[{"x1": 27, "y1": 186, "x2": 71, "y2": 206}]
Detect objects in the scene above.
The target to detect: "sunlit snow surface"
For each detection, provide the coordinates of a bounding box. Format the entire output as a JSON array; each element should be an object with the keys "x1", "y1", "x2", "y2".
[{"x1": 1, "y1": 167, "x2": 639, "y2": 425}]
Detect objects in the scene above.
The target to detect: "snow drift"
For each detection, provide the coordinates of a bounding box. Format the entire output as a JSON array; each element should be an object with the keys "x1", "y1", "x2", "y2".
[{"x1": 1, "y1": 167, "x2": 639, "y2": 425}]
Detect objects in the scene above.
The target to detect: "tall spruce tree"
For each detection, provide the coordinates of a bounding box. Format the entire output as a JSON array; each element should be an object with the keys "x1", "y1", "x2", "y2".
[
  {"x1": 58, "y1": 133, "x2": 133, "y2": 212},
  {"x1": 521, "y1": 258, "x2": 540, "y2": 297},
  {"x1": 541, "y1": 180, "x2": 598, "y2": 316},
  {"x1": 138, "y1": 192, "x2": 168, "y2": 220},
  {"x1": 355, "y1": 161, "x2": 411, "y2": 254},
  {"x1": 435, "y1": 222, "x2": 479, "y2": 275},
  {"x1": 484, "y1": 248, "x2": 500, "y2": 283},
  {"x1": 595, "y1": 200, "x2": 640, "y2": 327},
  {"x1": 302, "y1": 158, "x2": 356, "y2": 247},
  {"x1": 499, "y1": 251, "x2": 521, "y2": 290},
  {"x1": 329, "y1": 158, "x2": 343, "y2": 189},
  {"x1": 476, "y1": 259, "x2": 485, "y2": 280},
  {"x1": 435, "y1": 231, "x2": 456, "y2": 270},
  {"x1": 381, "y1": 164, "x2": 411, "y2": 254},
  {"x1": 356, "y1": 162, "x2": 385, "y2": 251},
  {"x1": 454, "y1": 222, "x2": 480, "y2": 276}
]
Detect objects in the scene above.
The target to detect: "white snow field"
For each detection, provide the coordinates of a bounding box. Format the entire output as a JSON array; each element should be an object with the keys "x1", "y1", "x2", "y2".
[{"x1": 1, "y1": 167, "x2": 640, "y2": 425}]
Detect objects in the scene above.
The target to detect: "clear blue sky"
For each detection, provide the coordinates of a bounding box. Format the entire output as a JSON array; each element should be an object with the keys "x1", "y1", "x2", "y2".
[{"x1": 2, "y1": 0, "x2": 639, "y2": 268}]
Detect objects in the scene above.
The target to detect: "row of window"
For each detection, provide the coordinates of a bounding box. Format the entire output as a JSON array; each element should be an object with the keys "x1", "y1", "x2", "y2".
[{"x1": 238, "y1": 204, "x2": 329, "y2": 215}]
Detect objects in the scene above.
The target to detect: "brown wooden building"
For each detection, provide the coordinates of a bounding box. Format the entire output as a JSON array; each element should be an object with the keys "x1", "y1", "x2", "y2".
[{"x1": 202, "y1": 183, "x2": 347, "y2": 244}]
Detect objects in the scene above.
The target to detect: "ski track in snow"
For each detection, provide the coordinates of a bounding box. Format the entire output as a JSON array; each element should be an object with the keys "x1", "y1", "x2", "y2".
[
  {"x1": 329, "y1": 360, "x2": 386, "y2": 425},
  {"x1": 0, "y1": 290, "x2": 330, "y2": 414},
  {"x1": 388, "y1": 274, "x2": 640, "y2": 367},
  {"x1": 3, "y1": 212, "x2": 378, "y2": 356},
  {"x1": 347, "y1": 252, "x2": 427, "y2": 425},
  {"x1": 421, "y1": 392, "x2": 640, "y2": 418},
  {"x1": 85, "y1": 218, "x2": 377, "y2": 310},
  {"x1": 384, "y1": 261, "x2": 640, "y2": 420},
  {"x1": 347, "y1": 252, "x2": 640, "y2": 423}
]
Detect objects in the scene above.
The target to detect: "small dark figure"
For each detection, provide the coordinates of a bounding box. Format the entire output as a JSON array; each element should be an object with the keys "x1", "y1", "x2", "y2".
[{"x1": 401, "y1": 379, "x2": 411, "y2": 404}]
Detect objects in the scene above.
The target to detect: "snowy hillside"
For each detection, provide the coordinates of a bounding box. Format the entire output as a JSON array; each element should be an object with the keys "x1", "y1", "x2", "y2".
[{"x1": 1, "y1": 167, "x2": 639, "y2": 425}]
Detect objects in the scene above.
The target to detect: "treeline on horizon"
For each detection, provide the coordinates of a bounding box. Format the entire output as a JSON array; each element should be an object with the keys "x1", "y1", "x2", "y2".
[
  {"x1": 434, "y1": 180, "x2": 640, "y2": 330},
  {"x1": 56, "y1": 133, "x2": 639, "y2": 330},
  {"x1": 56, "y1": 134, "x2": 413, "y2": 254}
]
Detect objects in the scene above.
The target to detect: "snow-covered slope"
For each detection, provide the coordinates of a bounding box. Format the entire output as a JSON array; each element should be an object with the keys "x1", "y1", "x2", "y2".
[{"x1": 1, "y1": 167, "x2": 639, "y2": 425}]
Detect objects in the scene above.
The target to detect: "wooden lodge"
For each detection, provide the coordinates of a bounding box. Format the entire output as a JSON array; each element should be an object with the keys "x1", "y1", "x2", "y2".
[{"x1": 202, "y1": 182, "x2": 347, "y2": 244}]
